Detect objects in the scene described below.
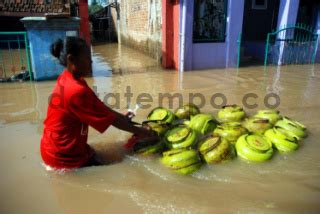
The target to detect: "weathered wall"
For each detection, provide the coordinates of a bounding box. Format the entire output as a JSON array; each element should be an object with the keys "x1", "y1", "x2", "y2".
[{"x1": 111, "y1": 0, "x2": 162, "y2": 61}]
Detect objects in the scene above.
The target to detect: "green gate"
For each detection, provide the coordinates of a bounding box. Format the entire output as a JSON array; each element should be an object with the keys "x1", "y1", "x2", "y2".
[
  {"x1": 0, "y1": 32, "x2": 32, "y2": 81},
  {"x1": 264, "y1": 24, "x2": 319, "y2": 66},
  {"x1": 237, "y1": 33, "x2": 242, "y2": 68}
]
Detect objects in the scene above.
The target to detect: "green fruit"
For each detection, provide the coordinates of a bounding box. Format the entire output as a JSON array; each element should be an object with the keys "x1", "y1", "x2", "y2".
[
  {"x1": 242, "y1": 117, "x2": 273, "y2": 134},
  {"x1": 142, "y1": 121, "x2": 169, "y2": 136},
  {"x1": 161, "y1": 148, "x2": 202, "y2": 175},
  {"x1": 213, "y1": 122, "x2": 248, "y2": 144},
  {"x1": 198, "y1": 136, "x2": 235, "y2": 164},
  {"x1": 147, "y1": 107, "x2": 174, "y2": 124},
  {"x1": 264, "y1": 127, "x2": 299, "y2": 153},
  {"x1": 174, "y1": 103, "x2": 200, "y2": 119},
  {"x1": 189, "y1": 114, "x2": 217, "y2": 135},
  {"x1": 133, "y1": 140, "x2": 164, "y2": 155},
  {"x1": 217, "y1": 105, "x2": 246, "y2": 122},
  {"x1": 164, "y1": 125, "x2": 197, "y2": 149},
  {"x1": 235, "y1": 134, "x2": 274, "y2": 162},
  {"x1": 254, "y1": 110, "x2": 282, "y2": 124},
  {"x1": 275, "y1": 117, "x2": 307, "y2": 139}
]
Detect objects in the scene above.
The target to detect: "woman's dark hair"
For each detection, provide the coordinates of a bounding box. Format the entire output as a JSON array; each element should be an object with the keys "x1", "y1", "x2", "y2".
[{"x1": 50, "y1": 37, "x2": 88, "y2": 66}]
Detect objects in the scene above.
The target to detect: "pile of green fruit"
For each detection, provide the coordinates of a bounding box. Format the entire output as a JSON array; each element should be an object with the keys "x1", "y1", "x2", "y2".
[{"x1": 131, "y1": 104, "x2": 308, "y2": 175}]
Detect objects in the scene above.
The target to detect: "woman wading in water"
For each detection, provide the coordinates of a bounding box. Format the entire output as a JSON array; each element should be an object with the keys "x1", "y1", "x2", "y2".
[{"x1": 41, "y1": 37, "x2": 156, "y2": 169}]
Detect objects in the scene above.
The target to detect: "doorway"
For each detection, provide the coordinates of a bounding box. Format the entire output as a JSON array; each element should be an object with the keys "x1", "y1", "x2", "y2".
[{"x1": 240, "y1": 0, "x2": 280, "y2": 66}]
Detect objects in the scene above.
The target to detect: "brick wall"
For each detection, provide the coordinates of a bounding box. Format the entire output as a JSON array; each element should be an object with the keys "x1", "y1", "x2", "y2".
[{"x1": 111, "y1": 0, "x2": 162, "y2": 62}]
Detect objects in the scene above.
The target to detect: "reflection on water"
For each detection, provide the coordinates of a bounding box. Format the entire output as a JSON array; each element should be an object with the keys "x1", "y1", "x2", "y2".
[
  {"x1": 91, "y1": 52, "x2": 113, "y2": 77},
  {"x1": 91, "y1": 43, "x2": 162, "y2": 77},
  {"x1": 1, "y1": 43, "x2": 320, "y2": 213}
]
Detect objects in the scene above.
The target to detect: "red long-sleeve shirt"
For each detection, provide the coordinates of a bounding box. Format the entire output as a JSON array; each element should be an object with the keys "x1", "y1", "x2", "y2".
[{"x1": 40, "y1": 70, "x2": 117, "y2": 169}]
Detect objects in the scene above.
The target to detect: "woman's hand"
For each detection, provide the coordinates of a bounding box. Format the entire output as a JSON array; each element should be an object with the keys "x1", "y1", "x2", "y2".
[
  {"x1": 112, "y1": 112, "x2": 158, "y2": 141},
  {"x1": 124, "y1": 111, "x2": 135, "y2": 121}
]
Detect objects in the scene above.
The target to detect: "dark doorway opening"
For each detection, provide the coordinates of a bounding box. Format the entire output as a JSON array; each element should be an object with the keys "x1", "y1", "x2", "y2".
[
  {"x1": 240, "y1": 0, "x2": 280, "y2": 66},
  {"x1": 296, "y1": 0, "x2": 320, "y2": 29},
  {"x1": 89, "y1": 5, "x2": 117, "y2": 44}
]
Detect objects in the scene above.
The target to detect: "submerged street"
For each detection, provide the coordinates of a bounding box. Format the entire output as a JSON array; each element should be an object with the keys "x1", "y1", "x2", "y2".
[{"x1": 1, "y1": 43, "x2": 320, "y2": 213}]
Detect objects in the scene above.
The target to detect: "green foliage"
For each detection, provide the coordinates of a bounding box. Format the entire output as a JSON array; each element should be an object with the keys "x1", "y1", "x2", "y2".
[
  {"x1": 91, "y1": 0, "x2": 98, "y2": 6},
  {"x1": 89, "y1": 0, "x2": 103, "y2": 15}
]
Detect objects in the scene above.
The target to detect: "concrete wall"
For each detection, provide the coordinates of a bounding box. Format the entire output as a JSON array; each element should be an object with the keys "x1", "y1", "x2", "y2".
[
  {"x1": 183, "y1": 0, "x2": 245, "y2": 70},
  {"x1": 111, "y1": 0, "x2": 162, "y2": 61},
  {"x1": 161, "y1": 0, "x2": 180, "y2": 70},
  {"x1": 79, "y1": 0, "x2": 91, "y2": 46}
]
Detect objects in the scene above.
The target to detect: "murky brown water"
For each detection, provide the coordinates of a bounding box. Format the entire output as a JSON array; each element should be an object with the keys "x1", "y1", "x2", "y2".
[
  {"x1": 0, "y1": 49, "x2": 29, "y2": 78},
  {"x1": 1, "y1": 43, "x2": 320, "y2": 213}
]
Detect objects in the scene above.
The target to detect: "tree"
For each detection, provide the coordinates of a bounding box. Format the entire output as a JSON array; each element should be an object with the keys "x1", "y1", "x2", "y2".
[
  {"x1": 89, "y1": 0, "x2": 103, "y2": 15},
  {"x1": 91, "y1": 0, "x2": 97, "y2": 6}
]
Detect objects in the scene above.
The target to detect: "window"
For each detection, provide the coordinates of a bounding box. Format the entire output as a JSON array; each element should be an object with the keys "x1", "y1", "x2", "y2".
[
  {"x1": 252, "y1": 0, "x2": 267, "y2": 10},
  {"x1": 193, "y1": 0, "x2": 228, "y2": 43}
]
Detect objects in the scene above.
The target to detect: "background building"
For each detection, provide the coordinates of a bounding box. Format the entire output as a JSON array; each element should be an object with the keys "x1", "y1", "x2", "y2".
[
  {"x1": 161, "y1": 0, "x2": 320, "y2": 71},
  {"x1": 1, "y1": 0, "x2": 319, "y2": 74},
  {"x1": 0, "y1": 0, "x2": 90, "y2": 45},
  {"x1": 110, "y1": 0, "x2": 162, "y2": 61},
  {"x1": 91, "y1": 0, "x2": 320, "y2": 71}
]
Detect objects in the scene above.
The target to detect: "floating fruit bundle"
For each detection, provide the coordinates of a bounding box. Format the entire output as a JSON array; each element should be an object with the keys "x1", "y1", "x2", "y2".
[{"x1": 126, "y1": 104, "x2": 308, "y2": 175}]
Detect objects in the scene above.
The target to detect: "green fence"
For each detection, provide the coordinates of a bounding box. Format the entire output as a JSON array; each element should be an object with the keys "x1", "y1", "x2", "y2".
[
  {"x1": 264, "y1": 24, "x2": 318, "y2": 66},
  {"x1": 237, "y1": 33, "x2": 242, "y2": 68},
  {"x1": 0, "y1": 32, "x2": 32, "y2": 81}
]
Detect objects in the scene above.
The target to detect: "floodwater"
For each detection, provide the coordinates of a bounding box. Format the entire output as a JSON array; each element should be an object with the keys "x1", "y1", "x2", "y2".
[
  {"x1": 0, "y1": 49, "x2": 29, "y2": 78},
  {"x1": 1, "y1": 43, "x2": 320, "y2": 213}
]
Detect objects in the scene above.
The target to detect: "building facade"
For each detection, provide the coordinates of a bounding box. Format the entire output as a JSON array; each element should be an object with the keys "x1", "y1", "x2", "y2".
[
  {"x1": 0, "y1": 0, "x2": 91, "y2": 80},
  {"x1": 0, "y1": 0, "x2": 91, "y2": 46},
  {"x1": 162, "y1": 0, "x2": 320, "y2": 71}
]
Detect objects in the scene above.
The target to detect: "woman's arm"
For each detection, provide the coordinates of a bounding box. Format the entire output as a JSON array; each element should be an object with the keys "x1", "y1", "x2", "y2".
[
  {"x1": 110, "y1": 110, "x2": 155, "y2": 138},
  {"x1": 70, "y1": 86, "x2": 156, "y2": 138}
]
